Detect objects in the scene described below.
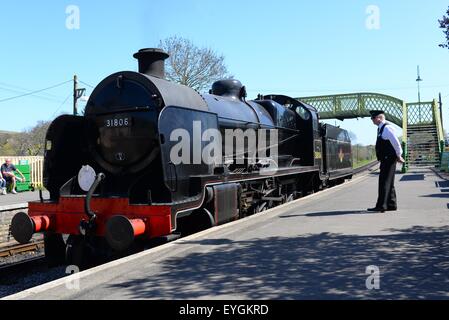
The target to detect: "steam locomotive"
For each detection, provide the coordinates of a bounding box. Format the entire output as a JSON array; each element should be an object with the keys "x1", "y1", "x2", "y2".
[{"x1": 11, "y1": 48, "x2": 353, "y2": 268}]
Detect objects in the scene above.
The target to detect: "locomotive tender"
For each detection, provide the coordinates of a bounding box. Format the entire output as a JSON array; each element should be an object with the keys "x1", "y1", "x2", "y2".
[{"x1": 11, "y1": 48, "x2": 353, "y2": 267}]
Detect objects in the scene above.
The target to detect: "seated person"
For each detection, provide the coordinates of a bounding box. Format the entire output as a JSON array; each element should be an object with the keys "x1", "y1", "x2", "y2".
[
  {"x1": 0, "y1": 159, "x2": 26, "y2": 194},
  {"x1": 0, "y1": 171, "x2": 6, "y2": 195}
]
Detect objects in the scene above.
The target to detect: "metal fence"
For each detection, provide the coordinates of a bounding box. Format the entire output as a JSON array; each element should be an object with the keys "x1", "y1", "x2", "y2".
[
  {"x1": 406, "y1": 101, "x2": 435, "y2": 126},
  {"x1": 0, "y1": 156, "x2": 44, "y2": 188}
]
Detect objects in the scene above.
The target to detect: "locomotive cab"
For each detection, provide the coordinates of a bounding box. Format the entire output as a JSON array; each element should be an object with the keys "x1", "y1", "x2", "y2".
[
  {"x1": 44, "y1": 115, "x2": 90, "y2": 200},
  {"x1": 262, "y1": 95, "x2": 318, "y2": 167}
]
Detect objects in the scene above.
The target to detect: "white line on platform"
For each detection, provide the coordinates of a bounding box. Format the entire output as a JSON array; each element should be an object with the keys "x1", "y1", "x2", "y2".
[{"x1": 3, "y1": 169, "x2": 376, "y2": 300}]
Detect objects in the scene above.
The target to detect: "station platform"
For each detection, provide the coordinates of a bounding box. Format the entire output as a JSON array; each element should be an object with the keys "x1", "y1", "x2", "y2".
[
  {"x1": 5, "y1": 167, "x2": 449, "y2": 300},
  {"x1": 0, "y1": 191, "x2": 49, "y2": 212}
]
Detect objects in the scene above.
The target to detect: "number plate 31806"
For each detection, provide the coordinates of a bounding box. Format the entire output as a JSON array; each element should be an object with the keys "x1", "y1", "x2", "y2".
[{"x1": 104, "y1": 117, "x2": 132, "y2": 128}]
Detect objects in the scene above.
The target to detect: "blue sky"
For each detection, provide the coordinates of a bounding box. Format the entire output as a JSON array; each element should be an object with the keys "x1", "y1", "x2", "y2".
[{"x1": 1, "y1": 0, "x2": 449, "y2": 145}]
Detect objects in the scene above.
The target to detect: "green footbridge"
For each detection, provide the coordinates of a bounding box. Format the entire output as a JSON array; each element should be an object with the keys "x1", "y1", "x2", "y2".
[{"x1": 296, "y1": 93, "x2": 445, "y2": 173}]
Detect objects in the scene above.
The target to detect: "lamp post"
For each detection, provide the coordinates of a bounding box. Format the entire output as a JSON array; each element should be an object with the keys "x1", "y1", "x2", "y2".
[
  {"x1": 439, "y1": 92, "x2": 444, "y2": 128},
  {"x1": 416, "y1": 66, "x2": 423, "y2": 123}
]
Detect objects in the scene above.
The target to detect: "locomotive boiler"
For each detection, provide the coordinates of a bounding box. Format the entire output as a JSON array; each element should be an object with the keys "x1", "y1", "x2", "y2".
[{"x1": 10, "y1": 48, "x2": 353, "y2": 268}]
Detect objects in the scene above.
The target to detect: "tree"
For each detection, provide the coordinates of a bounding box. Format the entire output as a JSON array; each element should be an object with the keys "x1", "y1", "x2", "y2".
[
  {"x1": 1, "y1": 121, "x2": 50, "y2": 156},
  {"x1": 22, "y1": 121, "x2": 50, "y2": 156},
  {"x1": 0, "y1": 131, "x2": 17, "y2": 155},
  {"x1": 159, "y1": 36, "x2": 232, "y2": 92},
  {"x1": 438, "y1": 7, "x2": 449, "y2": 49}
]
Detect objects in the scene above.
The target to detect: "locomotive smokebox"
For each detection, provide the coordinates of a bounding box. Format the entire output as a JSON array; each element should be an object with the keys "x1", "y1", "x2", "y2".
[{"x1": 133, "y1": 48, "x2": 169, "y2": 79}]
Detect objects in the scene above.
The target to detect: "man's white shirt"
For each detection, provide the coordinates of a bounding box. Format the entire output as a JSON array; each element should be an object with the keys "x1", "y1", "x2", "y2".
[{"x1": 378, "y1": 121, "x2": 403, "y2": 158}]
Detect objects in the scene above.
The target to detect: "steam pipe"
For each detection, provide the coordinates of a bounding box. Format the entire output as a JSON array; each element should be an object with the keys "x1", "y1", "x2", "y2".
[{"x1": 85, "y1": 173, "x2": 105, "y2": 221}]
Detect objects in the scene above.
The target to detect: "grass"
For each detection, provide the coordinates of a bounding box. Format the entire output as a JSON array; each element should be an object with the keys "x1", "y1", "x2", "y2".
[{"x1": 353, "y1": 158, "x2": 377, "y2": 169}]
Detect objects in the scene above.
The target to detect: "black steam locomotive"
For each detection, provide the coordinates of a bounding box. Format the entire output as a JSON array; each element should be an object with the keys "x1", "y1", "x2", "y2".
[{"x1": 11, "y1": 48, "x2": 353, "y2": 267}]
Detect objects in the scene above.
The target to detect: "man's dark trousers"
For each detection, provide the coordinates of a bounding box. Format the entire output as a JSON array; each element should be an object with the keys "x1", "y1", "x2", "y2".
[{"x1": 376, "y1": 157, "x2": 397, "y2": 210}]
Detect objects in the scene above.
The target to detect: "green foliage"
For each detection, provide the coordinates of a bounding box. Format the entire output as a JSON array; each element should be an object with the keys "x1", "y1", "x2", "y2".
[
  {"x1": 0, "y1": 121, "x2": 50, "y2": 156},
  {"x1": 352, "y1": 144, "x2": 376, "y2": 168},
  {"x1": 439, "y1": 7, "x2": 449, "y2": 49}
]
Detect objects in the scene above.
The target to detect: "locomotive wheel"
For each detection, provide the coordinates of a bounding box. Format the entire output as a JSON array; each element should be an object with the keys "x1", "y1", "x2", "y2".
[
  {"x1": 44, "y1": 232, "x2": 66, "y2": 267},
  {"x1": 254, "y1": 202, "x2": 266, "y2": 213},
  {"x1": 313, "y1": 178, "x2": 322, "y2": 193},
  {"x1": 285, "y1": 193, "x2": 295, "y2": 203},
  {"x1": 189, "y1": 208, "x2": 214, "y2": 233},
  {"x1": 255, "y1": 200, "x2": 273, "y2": 213},
  {"x1": 177, "y1": 208, "x2": 215, "y2": 236}
]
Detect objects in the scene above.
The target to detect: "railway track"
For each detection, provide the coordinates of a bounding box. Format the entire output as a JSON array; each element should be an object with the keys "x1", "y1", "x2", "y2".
[
  {"x1": 0, "y1": 254, "x2": 61, "y2": 299},
  {"x1": 0, "y1": 256, "x2": 46, "y2": 279},
  {"x1": 0, "y1": 242, "x2": 56, "y2": 298},
  {"x1": 353, "y1": 160, "x2": 379, "y2": 175},
  {"x1": 0, "y1": 241, "x2": 44, "y2": 258},
  {"x1": 0, "y1": 243, "x2": 47, "y2": 294}
]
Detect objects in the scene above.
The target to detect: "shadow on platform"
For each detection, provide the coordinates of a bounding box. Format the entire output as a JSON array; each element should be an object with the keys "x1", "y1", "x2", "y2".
[
  {"x1": 109, "y1": 225, "x2": 449, "y2": 300},
  {"x1": 280, "y1": 210, "x2": 370, "y2": 218},
  {"x1": 425, "y1": 180, "x2": 449, "y2": 199},
  {"x1": 436, "y1": 181, "x2": 449, "y2": 188},
  {"x1": 407, "y1": 169, "x2": 435, "y2": 174},
  {"x1": 421, "y1": 194, "x2": 449, "y2": 198},
  {"x1": 400, "y1": 174, "x2": 425, "y2": 182},
  {"x1": 369, "y1": 170, "x2": 403, "y2": 177}
]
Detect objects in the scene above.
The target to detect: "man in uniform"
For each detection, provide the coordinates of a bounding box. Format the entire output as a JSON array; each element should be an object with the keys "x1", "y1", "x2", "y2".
[{"x1": 367, "y1": 110, "x2": 405, "y2": 213}]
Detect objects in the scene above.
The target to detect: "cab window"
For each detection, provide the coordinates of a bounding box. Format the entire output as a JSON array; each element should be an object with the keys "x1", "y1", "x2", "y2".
[{"x1": 295, "y1": 106, "x2": 311, "y2": 121}]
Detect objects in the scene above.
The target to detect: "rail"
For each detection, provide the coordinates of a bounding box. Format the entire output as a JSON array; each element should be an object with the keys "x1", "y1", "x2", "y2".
[
  {"x1": 0, "y1": 241, "x2": 44, "y2": 258},
  {"x1": 353, "y1": 160, "x2": 378, "y2": 175}
]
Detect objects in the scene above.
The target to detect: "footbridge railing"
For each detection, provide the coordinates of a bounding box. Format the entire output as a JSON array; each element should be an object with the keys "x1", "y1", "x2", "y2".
[
  {"x1": 297, "y1": 93, "x2": 445, "y2": 172},
  {"x1": 298, "y1": 92, "x2": 405, "y2": 127}
]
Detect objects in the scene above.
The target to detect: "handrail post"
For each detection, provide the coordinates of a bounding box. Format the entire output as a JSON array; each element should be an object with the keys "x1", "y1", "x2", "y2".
[
  {"x1": 433, "y1": 99, "x2": 445, "y2": 168},
  {"x1": 402, "y1": 102, "x2": 408, "y2": 173}
]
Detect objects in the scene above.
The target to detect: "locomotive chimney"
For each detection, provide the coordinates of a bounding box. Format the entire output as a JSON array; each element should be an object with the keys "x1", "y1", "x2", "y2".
[{"x1": 133, "y1": 48, "x2": 169, "y2": 79}]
